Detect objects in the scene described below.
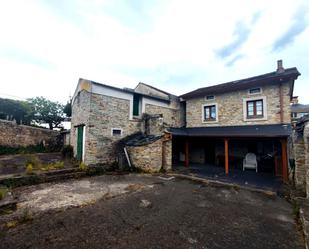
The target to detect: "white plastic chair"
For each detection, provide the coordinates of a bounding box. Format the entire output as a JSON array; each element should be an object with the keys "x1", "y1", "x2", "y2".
[{"x1": 243, "y1": 153, "x2": 258, "y2": 172}]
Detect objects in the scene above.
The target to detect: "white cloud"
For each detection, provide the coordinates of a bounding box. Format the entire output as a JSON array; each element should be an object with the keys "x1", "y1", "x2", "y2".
[{"x1": 0, "y1": 0, "x2": 308, "y2": 103}]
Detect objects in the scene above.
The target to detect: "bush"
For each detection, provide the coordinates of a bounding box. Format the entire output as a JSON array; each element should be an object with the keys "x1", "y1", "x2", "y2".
[
  {"x1": 0, "y1": 187, "x2": 8, "y2": 200},
  {"x1": 26, "y1": 164, "x2": 33, "y2": 174},
  {"x1": 79, "y1": 162, "x2": 88, "y2": 171},
  {"x1": 0, "y1": 144, "x2": 46, "y2": 155},
  {"x1": 41, "y1": 161, "x2": 64, "y2": 171},
  {"x1": 25, "y1": 154, "x2": 41, "y2": 169},
  {"x1": 61, "y1": 145, "x2": 73, "y2": 159}
]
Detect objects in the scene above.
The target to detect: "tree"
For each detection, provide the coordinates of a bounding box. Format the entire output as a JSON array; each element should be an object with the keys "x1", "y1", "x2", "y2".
[
  {"x1": 63, "y1": 99, "x2": 72, "y2": 117},
  {"x1": 0, "y1": 98, "x2": 33, "y2": 125},
  {"x1": 28, "y1": 97, "x2": 65, "y2": 130}
]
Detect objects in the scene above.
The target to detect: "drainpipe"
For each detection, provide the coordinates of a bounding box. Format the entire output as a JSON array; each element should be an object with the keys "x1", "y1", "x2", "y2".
[
  {"x1": 279, "y1": 82, "x2": 283, "y2": 124},
  {"x1": 277, "y1": 60, "x2": 285, "y2": 124}
]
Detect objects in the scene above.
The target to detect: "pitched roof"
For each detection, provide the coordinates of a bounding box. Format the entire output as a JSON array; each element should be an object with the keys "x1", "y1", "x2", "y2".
[
  {"x1": 136, "y1": 82, "x2": 172, "y2": 95},
  {"x1": 90, "y1": 80, "x2": 171, "y2": 103},
  {"x1": 168, "y1": 124, "x2": 292, "y2": 138},
  {"x1": 180, "y1": 68, "x2": 300, "y2": 99},
  {"x1": 291, "y1": 104, "x2": 309, "y2": 113}
]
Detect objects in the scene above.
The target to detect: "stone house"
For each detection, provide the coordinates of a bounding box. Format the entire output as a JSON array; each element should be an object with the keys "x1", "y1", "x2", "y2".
[
  {"x1": 71, "y1": 60, "x2": 300, "y2": 182},
  {"x1": 291, "y1": 96, "x2": 309, "y2": 124}
]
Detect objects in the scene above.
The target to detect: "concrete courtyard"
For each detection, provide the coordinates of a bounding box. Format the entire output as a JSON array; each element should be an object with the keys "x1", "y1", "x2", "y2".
[{"x1": 0, "y1": 174, "x2": 305, "y2": 249}]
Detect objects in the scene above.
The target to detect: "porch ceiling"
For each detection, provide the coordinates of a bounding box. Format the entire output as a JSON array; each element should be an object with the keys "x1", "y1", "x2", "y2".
[{"x1": 169, "y1": 124, "x2": 291, "y2": 138}]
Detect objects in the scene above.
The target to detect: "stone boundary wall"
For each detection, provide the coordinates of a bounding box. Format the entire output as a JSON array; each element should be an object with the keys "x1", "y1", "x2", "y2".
[
  {"x1": 293, "y1": 122, "x2": 309, "y2": 196},
  {"x1": 126, "y1": 136, "x2": 172, "y2": 173},
  {"x1": 0, "y1": 120, "x2": 59, "y2": 148}
]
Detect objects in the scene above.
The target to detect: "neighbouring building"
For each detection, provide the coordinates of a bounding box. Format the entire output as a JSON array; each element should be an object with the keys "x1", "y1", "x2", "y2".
[
  {"x1": 71, "y1": 60, "x2": 300, "y2": 184},
  {"x1": 291, "y1": 96, "x2": 309, "y2": 124}
]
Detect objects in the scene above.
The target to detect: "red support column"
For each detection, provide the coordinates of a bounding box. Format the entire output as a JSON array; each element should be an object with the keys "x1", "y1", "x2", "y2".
[
  {"x1": 281, "y1": 139, "x2": 288, "y2": 182},
  {"x1": 224, "y1": 138, "x2": 229, "y2": 175},
  {"x1": 185, "y1": 140, "x2": 189, "y2": 167}
]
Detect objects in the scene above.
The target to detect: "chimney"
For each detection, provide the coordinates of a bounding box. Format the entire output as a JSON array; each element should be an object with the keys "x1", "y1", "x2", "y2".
[{"x1": 276, "y1": 60, "x2": 285, "y2": 73}]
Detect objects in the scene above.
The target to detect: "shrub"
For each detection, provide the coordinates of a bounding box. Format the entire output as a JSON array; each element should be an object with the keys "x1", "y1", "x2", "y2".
[
  {"x1": 61, "y1": 145, "x2": 73, "y2": 159},
  {"x1": 41, "y1": 161, "x2": 65, "y2": 171},
  {"x1": 20, "y1": 208, "x2": 33, "y2": 223},
  {"x1": 79, "y1": 162, "x2": 88, "y2": 171},
  {"x1": 25, "y1": 154, "x2": 41, "y2": 169},
  {"x1": 26, "y1": 164, "x2": 33, "y2": 174},
  {"x1": 0, "y1": 187, "x2": 8, "y2": 200},
  {"x1": 6, "y1": 221, "x2": 18, "y2": 229},
  {"x1": 0, "y1": 144, "x2": 46, "y2": 155}
]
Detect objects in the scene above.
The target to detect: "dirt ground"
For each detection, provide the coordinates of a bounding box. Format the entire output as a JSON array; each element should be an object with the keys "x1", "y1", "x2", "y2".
[{"x1": 0, "y1": 174, "x2": 305, "y2": 249}]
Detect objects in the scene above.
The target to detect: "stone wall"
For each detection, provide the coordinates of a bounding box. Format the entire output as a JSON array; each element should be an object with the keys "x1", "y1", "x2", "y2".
[
  {"x1": 86, "y1": 92, "x2": 141, "y2": 165},
  {"x1": 186, "y1": 82, "x2": 292, "y2": 127},
  {"x1": 126, "y1": 135, "x2": 172, "y2": 173},
  {"x1": 70, "y1": 90, "x2": 91, "y2": 161},
  {"x1": 126, "y1": 138, "x2": 162, "y2": 173},
  {"x1": 294, "y1": 132, "x2": 306, "y2": 191},
  {"x1": 162, "y1": 137, "x2": 172, "y2": 171},
  {"x1": 135, "y1": 83, "x2": 170, "y2": 99},
  {"x1": 305, "y1": 125, "x2": 309, "y2": 197},
  {"x1": 293, "y1": 122, "x2": 309, "y2": 196},
  {"x1": 0, "y1": 120, "x2": 59, "y2": 148},
  {"x1": 145, "y1": 103, "x2": 183, "y2": 128}
]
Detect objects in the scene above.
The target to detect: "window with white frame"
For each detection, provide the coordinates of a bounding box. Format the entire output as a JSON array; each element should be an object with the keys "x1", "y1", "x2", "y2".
[
  {"x1": 205, "y1": 95, "x2": 215, "y2": 100},
  {"x1": 246, "y1": 99, "x2": 264, "y2": 118},
  {"x1": 203, "y1": 104, "x2": 217, "y2": 121},
  {"x1": 243, "y1": 95, "x2": 268, "y2": 122},
  {"x1": 249, "y1": 87, "x2": 261, "y2": 95}
]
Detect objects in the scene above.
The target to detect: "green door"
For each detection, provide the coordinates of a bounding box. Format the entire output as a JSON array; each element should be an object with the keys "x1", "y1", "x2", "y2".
[
  {"x1": 77, "y1": 126, "x2": 84, "y2": 161},
  {"x1": 133, "y1": 94, "x2": 140, "y2": 116}
]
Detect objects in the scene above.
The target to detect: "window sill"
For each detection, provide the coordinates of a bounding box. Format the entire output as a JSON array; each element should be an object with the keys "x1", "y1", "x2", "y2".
[
  {"x1": 247, "y1": 115, "x2": 264, "y2": 119},
  {"x1": 244, "y1": 116, "x2": 267, "y2": 121},
  {"x1": 202, "y1": 119, "x2": 218, "y2": 123}
]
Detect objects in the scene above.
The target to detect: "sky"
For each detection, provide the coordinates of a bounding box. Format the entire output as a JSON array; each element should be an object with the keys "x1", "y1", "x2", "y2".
[{"x1": 0, "y1": 0, "x2": 308, "y2": 104}]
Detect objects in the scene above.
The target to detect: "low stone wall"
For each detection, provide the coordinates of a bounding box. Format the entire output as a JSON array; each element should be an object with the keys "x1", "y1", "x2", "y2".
[
  {"x1": 0, "y1": 120, "x2": 60, "y2": 148},
  {"x1": 126, "y1": 135, "x2": 172, "y2": 173},
  {"x1": 293, "y1": 121, "x2": 309, "y2": 196}
]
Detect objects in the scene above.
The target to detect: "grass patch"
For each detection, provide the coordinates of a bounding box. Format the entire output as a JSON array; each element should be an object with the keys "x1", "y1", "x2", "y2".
[
  {"x1": 24, "y1": 154, "x2": 65, "y2": 172},
  {"x1": 5, "y1": 220, "x2": 18, "y2": 229},
  {"x1": 20, "y1": 208, "x2": 33, "y2": 223},
  {"x1": 79, "y1": 162, "x2": 88, "y2": 171},
  {"x1": 41, "y1": 161, "x2": 64, "y2": 171},
  {"x1": 0, "y1": 186, "x2": 8, "y2": 200}
]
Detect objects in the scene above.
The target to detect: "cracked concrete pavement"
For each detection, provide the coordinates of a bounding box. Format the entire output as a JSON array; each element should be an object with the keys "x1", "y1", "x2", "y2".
[{"x1": 0, "y1": 174, "x2": 305, "y2": 249}]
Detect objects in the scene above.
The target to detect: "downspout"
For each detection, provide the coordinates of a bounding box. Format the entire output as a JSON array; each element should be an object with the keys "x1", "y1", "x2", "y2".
[{"x1": 279, "y1": 82, "x2": 283, "y2": 124}]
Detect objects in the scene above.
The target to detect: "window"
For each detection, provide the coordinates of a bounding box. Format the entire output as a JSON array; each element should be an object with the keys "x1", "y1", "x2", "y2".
[
  {"x1": 205, "y1": 95, "x2": 215, "y2": 100},
  {"x1": 203, "y1": 105, "x2": 216, "y2": 121},
  {"x1": 133, "y1": 94, "x2": 141, "y2": 116},
  {"x1": 111, "y1": 128, "x2": 122, "y2": 136},
  {"x1": 246, "y1": 99, "x2": 263, "y2": 118},
  {"x1": 249, "y1": 87, "x2": 261, "y2": 94}
]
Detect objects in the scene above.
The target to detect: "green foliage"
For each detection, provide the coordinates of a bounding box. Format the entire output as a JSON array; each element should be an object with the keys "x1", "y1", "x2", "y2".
[
  {"x1": 28, "y1": 97, "x2": 65, "y2": 130},
  {"x1": 0, "y1": 141, "x2": 62, "y2": 155},
  {"x1": 0, "y1": 186, "x2": 8, "y2": 200},
  {"x1": 0, "y1": 97, "x2": 33, "y2": 125},
  {"x1": 20, "y1": 208, "x2": 33, "y2": 223},
  {"x1": 79, "y1": 162, "x2": 88, "y2": 171},
  {"x1": 41, "y1": 161, "x2": 64, "y2": 171},
  {"x1": 26, "y1": 164, "x2": 33, "y2": 174},
  {"x1": 61, "y1": 145, "x2": 73, "y2": 159},
  {"x1": 63, "y1": 100, "x2": 72, "y2": 117},
  {"x1": 25, "y1": 154, "x2": 41, "y2": 169}
]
